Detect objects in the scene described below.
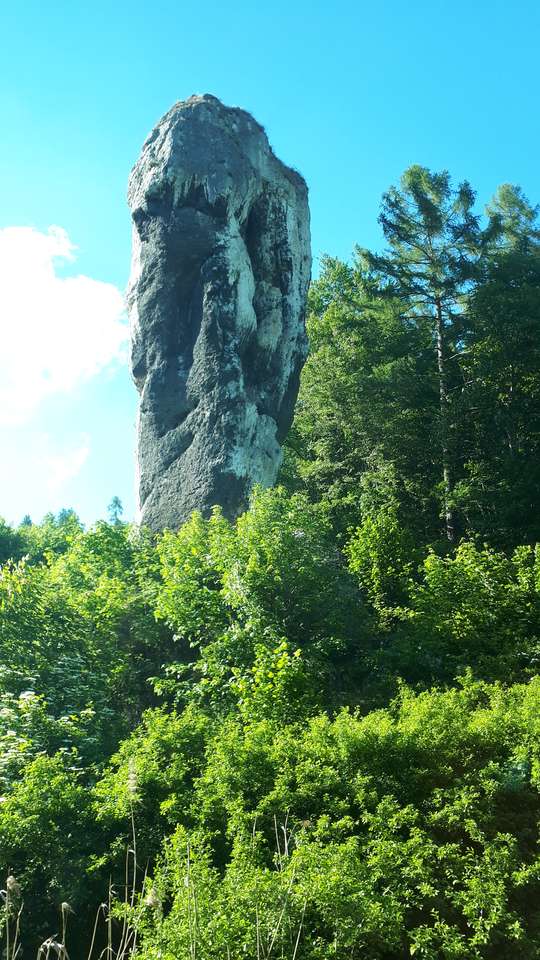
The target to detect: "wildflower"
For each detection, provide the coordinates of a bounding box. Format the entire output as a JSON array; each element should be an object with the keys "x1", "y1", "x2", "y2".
[
  {"x1": 144, "y1": 887, "x2": 161, "y2": 909},
  {"x1": 127, "y1": 758, "x2": 138, "y2": 800},
  {"x1": 6, "y1": 875, "x2": 21, "y2": 898}
]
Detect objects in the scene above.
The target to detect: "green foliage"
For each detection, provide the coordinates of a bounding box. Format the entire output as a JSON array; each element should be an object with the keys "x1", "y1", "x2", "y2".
[
  {"x1": 378, "y1": 542, "x2": 540, "y2": 688},
  {"x1": 50, "y1": 520, "x2": 170, "y2": 719},
  {"x1": 1, "y1": 165, "x2": 540, "y2": 958},
  {"x1": 355, "y1": 165, "x2": 489, "y2": 543},
  {"x1": 0, "y1": 754, "x2": 97, "y2": 948},
  {"x1": 0, "y1": 520, "x2": 173, "y2": 786},
  {"x1": 364, "y1": 165, "x2": 486, "y2": 305},
  {"x1": 17, "y1": 509, "x2": 84, "y2": 562},
  {"x1": 282, "y1": 256, "x2": 440, "y2": 539},
  {"x1": 0, "y1": 691, "x2": 98, "y2": 789},
  {"x1": 347, "y1": 504, "x2": 418, "y2": 611},
  {"x1": 131, "y1": 678, "x2": 540, "y2": 959},
  {"x1": 94, "y1": 705, "x2": 211, "y2": 866},
  {"x1": 0, "y1": 558, "x2": 113, "y2": 718},
  {"x1": 455, "y1": 247, "x2": 540, "y2": 545},
  {"x1": 0, "y1": 518, "x2": 172, "y2": 950},
  {"x1": 231, "y1": 639, "x2": 313, "y2": 724},
  {"x1": 0, "y1": 518, "x2": 25, "y2": 564},
  {"x1": 0, "y1": 492, "x2": 539, "y2": 956},
  {"x1": 283, "y1": 170, "x2": 540, "y2": 550},
  {"x1": 155, "y1": 488, "x2": 370, "y2": 714},
  {"x1": 0, "y1": 545, "x2": 144, "y2": 772},
  {"x1": 486, "y1": 183, "x2": 540, "y2": 252},
  {"x1": 108, "y1": 496, "x2": 124, "y2": 525},
  {"x1": 346, "y1": 534, "x2": 540, "y2": 691}
]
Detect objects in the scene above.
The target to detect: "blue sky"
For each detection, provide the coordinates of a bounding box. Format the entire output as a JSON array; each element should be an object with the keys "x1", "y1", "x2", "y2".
[{"x1": 0, "y1": 0, "x2": 539, "y2": 526}]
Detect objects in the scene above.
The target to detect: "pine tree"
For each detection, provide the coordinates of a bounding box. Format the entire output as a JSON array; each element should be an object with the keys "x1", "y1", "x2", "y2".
[{"x1": 361, "y1": 166, "x2": 491, "y2": 540}]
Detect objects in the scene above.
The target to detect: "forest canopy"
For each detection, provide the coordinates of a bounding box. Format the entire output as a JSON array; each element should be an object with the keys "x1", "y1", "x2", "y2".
[{"x1": 1, "y1": 167, "x2": 540, "y2": 959}]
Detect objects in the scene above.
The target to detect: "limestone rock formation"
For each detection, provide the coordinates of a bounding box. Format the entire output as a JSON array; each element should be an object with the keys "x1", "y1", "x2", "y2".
[{"x1": 127, "y1": 94, "x2": 311, "y2": 530}]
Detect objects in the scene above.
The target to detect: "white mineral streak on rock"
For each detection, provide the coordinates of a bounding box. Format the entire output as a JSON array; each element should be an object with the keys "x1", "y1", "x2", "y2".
[{"x1": 127, "y1": 94, "x2": 311, "y2": 530}]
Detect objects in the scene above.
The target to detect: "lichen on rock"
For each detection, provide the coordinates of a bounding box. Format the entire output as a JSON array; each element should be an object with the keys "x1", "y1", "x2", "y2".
[{"x1": 127, "y1": 94, "x2": 311, "y2": 531}]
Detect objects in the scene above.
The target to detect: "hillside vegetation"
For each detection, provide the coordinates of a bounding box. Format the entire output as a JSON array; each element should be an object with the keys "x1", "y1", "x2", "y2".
[{"x1": 1, "y1": 168, "x2": 540, "y2": 959}]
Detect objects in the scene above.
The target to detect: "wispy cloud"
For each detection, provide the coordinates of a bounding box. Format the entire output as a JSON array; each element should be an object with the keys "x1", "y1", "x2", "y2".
[
  {"x1": 0, "y1": 432, "x2": 93, "y2": 524},
  {"x1": 0, "y1": 226, "x2": 128, "y2": 426},
  {"x1": 41, "y1": 435, "x2": 91, "y2": 492}
]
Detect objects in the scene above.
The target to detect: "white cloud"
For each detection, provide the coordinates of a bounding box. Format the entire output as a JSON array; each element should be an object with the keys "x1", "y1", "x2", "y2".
[
  {"x1": 0, "y1": 226, "x2": 128, "y2": 425},
  {"x1": 40, "y1": 435, "x2": 91, "y2": 492}
]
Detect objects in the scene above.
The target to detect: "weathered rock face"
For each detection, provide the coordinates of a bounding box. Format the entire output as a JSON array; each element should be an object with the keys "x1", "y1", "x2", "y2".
[{"x1": 127, "y1": 94, "x2": 311, "y2": 531}]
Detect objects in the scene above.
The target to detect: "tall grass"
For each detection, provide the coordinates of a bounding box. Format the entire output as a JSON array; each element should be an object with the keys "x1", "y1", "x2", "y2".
[
  {"x1": 0, "y1": 780, "x2": 307, "y2": 960},
  {"x1": 0, "y1": 764, "x2": 147, "y2": 960}
]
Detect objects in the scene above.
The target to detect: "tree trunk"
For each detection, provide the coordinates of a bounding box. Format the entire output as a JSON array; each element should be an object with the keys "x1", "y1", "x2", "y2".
[{"x1": 436, "y1": 297, "x2": 455, "y2": 541}]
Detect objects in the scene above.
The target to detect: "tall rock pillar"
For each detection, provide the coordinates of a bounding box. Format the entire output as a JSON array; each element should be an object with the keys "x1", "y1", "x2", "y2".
[{"x1": 127, "y1": 94, "x2": 311, "y2": 530}]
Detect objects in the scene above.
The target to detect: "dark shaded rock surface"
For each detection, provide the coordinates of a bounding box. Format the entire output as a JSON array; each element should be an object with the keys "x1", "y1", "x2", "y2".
[{"x1": 127, "y1": 94, "x2": 311, "y2": 530}]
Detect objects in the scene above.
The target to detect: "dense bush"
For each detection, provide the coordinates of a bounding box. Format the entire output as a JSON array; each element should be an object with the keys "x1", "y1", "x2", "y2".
[{"x1": 126, "y1": 678, "x2": 540, "y2": 959}]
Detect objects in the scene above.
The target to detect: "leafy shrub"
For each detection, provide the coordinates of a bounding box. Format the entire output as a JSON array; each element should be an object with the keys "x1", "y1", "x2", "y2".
[{"x1": 133, "y1": 678, "x2": 540, "y2": 959}]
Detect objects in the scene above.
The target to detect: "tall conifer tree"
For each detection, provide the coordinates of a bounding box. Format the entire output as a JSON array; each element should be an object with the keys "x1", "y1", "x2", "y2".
[{"x1": 362, "y1": 166, "x2": 490, "y2": 540}]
